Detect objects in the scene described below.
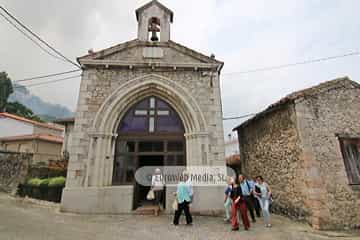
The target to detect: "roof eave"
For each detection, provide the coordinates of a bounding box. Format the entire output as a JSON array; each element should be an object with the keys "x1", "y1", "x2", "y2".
[{"x1": 135, "y1": 0, "x2": 174, "y2": 23}]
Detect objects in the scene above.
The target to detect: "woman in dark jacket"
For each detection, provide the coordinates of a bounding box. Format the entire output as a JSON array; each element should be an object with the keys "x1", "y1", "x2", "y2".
[{"x1": 231, "y1": 176, "x2": 251, "y2": 231}]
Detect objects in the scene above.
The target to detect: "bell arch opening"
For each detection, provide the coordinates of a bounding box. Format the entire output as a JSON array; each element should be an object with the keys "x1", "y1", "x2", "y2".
[{"x1": 112, "y1": 96, "x2": 186, "y2": 209}]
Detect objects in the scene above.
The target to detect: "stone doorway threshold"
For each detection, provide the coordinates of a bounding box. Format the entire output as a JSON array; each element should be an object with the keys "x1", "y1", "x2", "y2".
[{"x1": 134, "y1": 205, "x2": 161, "y2": 216}]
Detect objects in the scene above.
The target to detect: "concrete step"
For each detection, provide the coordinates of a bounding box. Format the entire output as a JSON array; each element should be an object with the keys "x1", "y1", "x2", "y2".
[{"x1": 134, "y1": 205, "x2": 160, "y2": 216}]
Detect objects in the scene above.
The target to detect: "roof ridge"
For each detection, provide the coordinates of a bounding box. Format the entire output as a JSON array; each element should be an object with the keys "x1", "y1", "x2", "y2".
[
  {"x1": 234, "y1": 77, "x2": 359, "y2": 130},
  {"x1": 0, "y1": 112, "x2": 64, "y2": 131},
  {"x1": 78, "y1": 40, "x2": 224, "y2": 69},
  {"x1": 136, "y1": 0, "x2": 174, "y2": 22}
]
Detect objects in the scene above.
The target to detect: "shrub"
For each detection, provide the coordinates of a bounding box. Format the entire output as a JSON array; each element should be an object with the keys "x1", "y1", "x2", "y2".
[
  {"x1": 48, "y1": 176, "x2": 66, "y2": 187},
  {"x1": 27, "y1": 178, "x2": 42, "y2": 187},
  {"x1": 39, "y1": 178, "x2": 50, "y2": 187}
]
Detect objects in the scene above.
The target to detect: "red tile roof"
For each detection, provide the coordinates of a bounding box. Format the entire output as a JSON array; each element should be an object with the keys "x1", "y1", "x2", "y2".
[
  {"x1": 0, "y1": 112, "x2": 64, "y2": 131},
  {"x1": 0, "y1": 134, "x2": 63, "y2": 144}
]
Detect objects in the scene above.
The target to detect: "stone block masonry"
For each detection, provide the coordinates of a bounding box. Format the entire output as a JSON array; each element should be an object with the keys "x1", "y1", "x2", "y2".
[
  {"x1": 0, "y1": 151, "x2": 32, "y2": 193},
  {"x1": 236, "y1": 78, "x2": 360, "y2": 230}
]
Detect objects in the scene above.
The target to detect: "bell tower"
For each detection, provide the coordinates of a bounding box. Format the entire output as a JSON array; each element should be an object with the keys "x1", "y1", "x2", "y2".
[{"x1": 136, "y1": 0, "x2": 174, "y2": 42}]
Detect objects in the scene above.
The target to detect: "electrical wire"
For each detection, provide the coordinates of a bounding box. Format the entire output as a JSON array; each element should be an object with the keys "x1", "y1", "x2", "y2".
[
  {"x1": 0, "y1": 11, "x2": 68, "y2": 63},
  {"x1": 13, "y1": 74, "x2": 81, "y2": 88},
  {"x1": 222, "y1": 51, "x2": 360, "y2": 76},
  {"x1": 0, "y1": 6, "x2": 81, "y2": 69},
  {"x1": 13, "y1": 69, "x2": 82, "y2": 83},
  {"x1": 222, "y1": 113, "x2": 256, "y2": 121}
]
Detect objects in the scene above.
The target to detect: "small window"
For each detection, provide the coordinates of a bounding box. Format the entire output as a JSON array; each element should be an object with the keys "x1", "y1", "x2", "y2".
[{"x1": 339, "y1": 138, "x2": 360, "y2": 185}]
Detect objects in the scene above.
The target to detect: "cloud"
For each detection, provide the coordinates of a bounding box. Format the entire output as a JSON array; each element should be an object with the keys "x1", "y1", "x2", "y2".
[{"x1": 0, "y1": 0, "x2": 359, "y2": 137}]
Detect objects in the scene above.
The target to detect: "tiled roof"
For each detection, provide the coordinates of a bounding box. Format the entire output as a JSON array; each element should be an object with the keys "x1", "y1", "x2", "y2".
[
  {"x1": 0, "y1": 112, "x2": 64, "y2": 131},
  {"x1": 233, "y1": 77, "x2": 359, "y2": 130},
  {"x1": 0, "y1": 134, "x2": 63, "y2": 144}
]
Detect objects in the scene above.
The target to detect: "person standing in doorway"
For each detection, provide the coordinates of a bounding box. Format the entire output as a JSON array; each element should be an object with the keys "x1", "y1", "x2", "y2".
[
  {"x1": 254, "y1": 176, "x2": 272, "y2": 227},
  {"x1": 173, "y1": 172, "x2": 193, "y2": 226},
  {"x1": 224, "y1": 176, "x2": 233, "y2": 222},
  {"x1": 239, "y1": 174, "x2": 256, "y2": 223},
  {"x1": 151, "y1": 168, "x2": 164, "y2": 210}
]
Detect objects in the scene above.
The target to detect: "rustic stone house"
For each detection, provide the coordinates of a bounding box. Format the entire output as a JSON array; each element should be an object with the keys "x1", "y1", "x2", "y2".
[
  {"x1": 234, "y1": 77, "x2": 360, "y2": 230},
  {"x1": 61, "y1": 0, "x2": 225, "y2": 214}
]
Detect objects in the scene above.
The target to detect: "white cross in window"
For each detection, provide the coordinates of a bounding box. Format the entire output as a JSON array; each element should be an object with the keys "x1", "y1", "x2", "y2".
[{"x1": 134, "y1": 97, "x2": 169, "y2": 132}]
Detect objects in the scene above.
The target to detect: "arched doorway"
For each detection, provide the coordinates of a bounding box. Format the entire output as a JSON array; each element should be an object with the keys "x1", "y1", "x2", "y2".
[{"x1": 113, "y1": 96, "x2": 186, "y2": 209}]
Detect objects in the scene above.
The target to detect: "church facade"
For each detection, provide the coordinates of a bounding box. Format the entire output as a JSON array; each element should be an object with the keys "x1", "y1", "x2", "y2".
[{"x1": 61, "y1": 0, "x2": 225, "y2": 214}]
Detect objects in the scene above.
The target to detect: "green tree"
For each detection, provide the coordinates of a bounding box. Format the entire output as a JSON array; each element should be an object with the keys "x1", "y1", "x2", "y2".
[
  {"x1": 0, "y1": 71, "x2": 43, "y2": 122},
  {"x1": 6, "y1": 101, "x2": 44, "y2": 122},
  {"x1": 0, "y1": 72, "x2": 13, "y2": 111}
]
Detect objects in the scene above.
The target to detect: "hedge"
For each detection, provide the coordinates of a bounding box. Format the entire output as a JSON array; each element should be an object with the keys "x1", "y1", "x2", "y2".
[
  {"x1": 48, "y1": 177, "x2": 66, "y2": 187},
  {"x1": 18, "y1": 176, "x2": 66, "y2": 203}
]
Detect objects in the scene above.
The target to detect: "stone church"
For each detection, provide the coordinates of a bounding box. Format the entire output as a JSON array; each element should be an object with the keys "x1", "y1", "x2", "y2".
[{"x1": 61, "y1": 0, "x2": 225, "y2": 214}]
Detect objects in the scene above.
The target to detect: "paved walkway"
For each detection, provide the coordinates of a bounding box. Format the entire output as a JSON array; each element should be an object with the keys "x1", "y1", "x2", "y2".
[{"x1": 0, "y1": 193, "x2": 358, "y2": 240}]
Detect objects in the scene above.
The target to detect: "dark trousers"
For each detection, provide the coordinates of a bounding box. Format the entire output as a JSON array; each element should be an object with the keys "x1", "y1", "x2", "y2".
[
  {"x1": 231, "y1": 199, "x2": 250, "y2": 230},
  {"x1": 154, "y1": 190, "x2": 163, "y2": 206},
  {"x1": 173, "y1": 201, "x2": 192, "y2": 225},
  {"x1": 244, "y1": 196, "x2": 256, "y2": 221},
  {"x1": 252, "y1": 195, "x2": 261, "y2": 217}
]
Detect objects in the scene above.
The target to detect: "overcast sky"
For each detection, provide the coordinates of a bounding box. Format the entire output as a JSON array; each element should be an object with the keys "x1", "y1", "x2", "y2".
[{"x1": 1, "y1": 0, "x2": 359, "y2": 137}]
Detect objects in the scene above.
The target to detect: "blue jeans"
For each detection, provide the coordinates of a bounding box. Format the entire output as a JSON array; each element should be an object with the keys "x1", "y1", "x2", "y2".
[
  {"x1": 224, "y1": 197, "x2": 232, "y2": 220},
  {"x1": 258, "y1": 197, "x2": 270, "y2": 224}
]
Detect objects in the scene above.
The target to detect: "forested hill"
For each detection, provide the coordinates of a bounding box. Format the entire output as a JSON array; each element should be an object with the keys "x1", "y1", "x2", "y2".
[{"x1": 9, "y1": 84, "x2": 74, "y2": 122}]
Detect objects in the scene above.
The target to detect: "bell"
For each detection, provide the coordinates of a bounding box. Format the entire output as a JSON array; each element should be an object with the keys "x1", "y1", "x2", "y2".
[{"x1": 151, "y1": 30, "x2": 159, "y2": 42}]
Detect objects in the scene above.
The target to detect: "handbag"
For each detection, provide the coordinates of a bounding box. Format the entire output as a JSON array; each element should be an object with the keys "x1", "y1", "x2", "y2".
[
  {"x1": 172, "y1": 199, "x2": 178, "y2": 211},
  {"x1": 146, "y1": 189, "x2": 155, "y2": 200}
]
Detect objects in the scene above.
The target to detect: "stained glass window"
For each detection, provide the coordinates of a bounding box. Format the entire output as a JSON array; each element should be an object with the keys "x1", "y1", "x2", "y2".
[{"x1": 118, "y1": 96, "x2": 184, "y2": 133}]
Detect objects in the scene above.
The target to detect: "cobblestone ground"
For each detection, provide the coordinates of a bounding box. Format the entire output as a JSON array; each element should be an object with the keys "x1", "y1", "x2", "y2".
[{"x1": 0, "y1": 194, "x2": 359, "y2": 240}]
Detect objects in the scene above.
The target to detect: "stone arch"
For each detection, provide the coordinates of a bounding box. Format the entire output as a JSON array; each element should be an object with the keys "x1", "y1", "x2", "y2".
[
  {"x1": 86, "y1": 74, "x2": 209, "y2": 187},
  {"x1": 92, "y1": 73, "x2": 206, "y2": 135}
]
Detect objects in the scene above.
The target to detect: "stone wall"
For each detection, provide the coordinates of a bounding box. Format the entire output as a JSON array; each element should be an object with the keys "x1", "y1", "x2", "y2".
[
  {"x1": 68, "y1": 66, "x2": 224, "y2": 187},
  {"x1": 0, "y1": 151, "x2": 32, "y2": 193},
  {"x1": 295, "y1": 85, "x2": 360, "y2": 229},
  {"x1": 237, "y1": 104, "x2": 309, "y2": 221}
]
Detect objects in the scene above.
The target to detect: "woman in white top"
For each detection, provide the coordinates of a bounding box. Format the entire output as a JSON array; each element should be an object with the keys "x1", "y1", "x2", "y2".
[
  {"x1": 254, "y1": 175, "x2": 272, "y2": 227},
  {"x1": 151, "y1": 168, "x2": 165, "y2": 208}
]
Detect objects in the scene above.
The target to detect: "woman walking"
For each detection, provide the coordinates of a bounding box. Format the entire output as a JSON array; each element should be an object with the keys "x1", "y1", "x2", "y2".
[
  {"x1": 254, "y1": 176, "x2": 272, "y2": 227},
  {"x1": 151, "y1": 168, "x2": 164, "y2": 210},
  {"x1": 173, "y1": 173, "x2": 193, "y2": 226},
  {"x1": 231, "y1": 176, "x2": 250, "y2": 231},
  {"x1": 224, "y1": 177, "x2": 233, "y2": 222}
]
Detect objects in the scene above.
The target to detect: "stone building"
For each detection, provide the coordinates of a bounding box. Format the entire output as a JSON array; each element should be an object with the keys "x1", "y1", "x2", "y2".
[
  {"x1": 54, "y1": 117, "x2": 75, "y2": 160},
  {"x1": 61, "y1": 0, "x2": 225, "y2": 214},
  {"x1": 0, "y1": 134, "x2": 63, "y2": 163},
  {"x1": 0, "y1": 112, "x2": 64, "y2": 163},
  {"x1": 0, "y1": 112, "x2": 64, "y2": 138},
  {"x1": 234, "y1": 77, "x2": 360, "y2": 230}
]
